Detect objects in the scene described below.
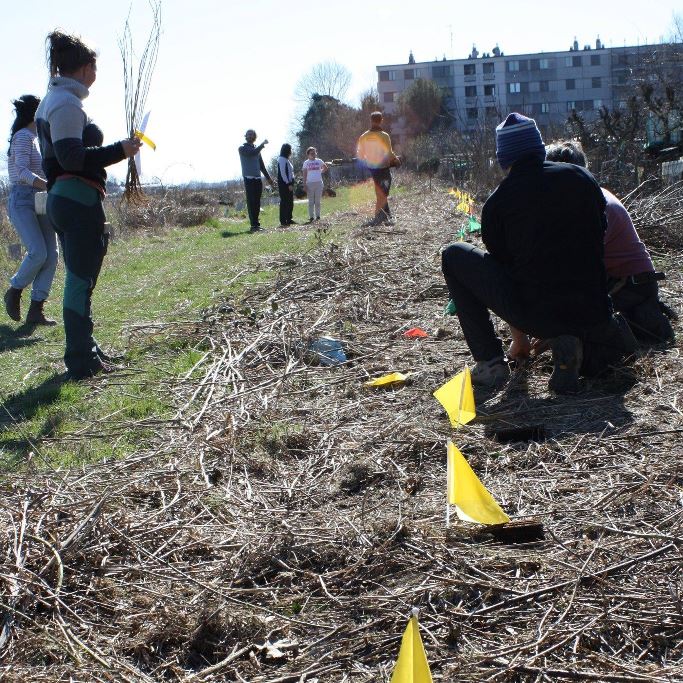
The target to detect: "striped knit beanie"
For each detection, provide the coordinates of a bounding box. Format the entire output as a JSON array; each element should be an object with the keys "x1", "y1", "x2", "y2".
[{"x1": 495, "y1": 113, "x2": 546, "y2": 169}]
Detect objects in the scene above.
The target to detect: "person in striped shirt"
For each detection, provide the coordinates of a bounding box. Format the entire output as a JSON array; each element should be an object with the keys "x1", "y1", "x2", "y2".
[{"x1": 4, "y1": 95, "x2": 58, "y2": 325}]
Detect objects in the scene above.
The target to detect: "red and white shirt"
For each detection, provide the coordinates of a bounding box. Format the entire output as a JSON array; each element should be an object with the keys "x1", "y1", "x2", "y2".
[{"x1": 302, "y1": 158, "x2": 325, "y2": 183}]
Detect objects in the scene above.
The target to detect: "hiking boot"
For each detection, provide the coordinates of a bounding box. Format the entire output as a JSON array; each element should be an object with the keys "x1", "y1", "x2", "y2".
[
  {"x1": 582, "y1": 314, "x2": 638, "y2": 377},
  {"x1": 249, "y1": 225, "x2": 263, "y2": 233},
  {"x1": 4, "y1": 287, "x2": 22, "y2": 321},
  {"x1": 629, "y1": 299, "x2": 675, "y2": 343},
  {"x1": 549, "y1": 335, "x2": 583, "y2": 394},
  {"x1": 471, "y1": 356, "x2": 510, "y2": 389},
  {"x1": 26, "y1": 299, "x2": 57, "y2": 326}
]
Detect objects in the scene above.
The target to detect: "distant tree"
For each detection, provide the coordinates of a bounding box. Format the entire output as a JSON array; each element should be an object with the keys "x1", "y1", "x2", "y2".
[
  {"x1": 294, "y1": 61, "x2": 352, "y2": 104},
  {"x1": 397, "y1": 79, "x2": 445, "y2": 135},
  {"x1": 296, "y1": 94, "x2": 359, "y2": 162}
]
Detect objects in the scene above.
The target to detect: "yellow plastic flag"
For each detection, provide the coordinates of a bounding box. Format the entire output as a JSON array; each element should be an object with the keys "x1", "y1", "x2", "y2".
[
  {"x1": 456, "y1": 199, "x2": 472, "y2": 214},
  {"x1": 433, "y1": 367, "x2": 476, "y2": 427},
  {"x1": 390, "y1": 613, "x2": 433, "y2": 683},
  {"x1": 447, "y1": 441, "x2": 510, "y2": 524},
  {"x1": 364, "y1": 372, "x2": 411, "y2": 387},
  {"x1": 134, "y1": 130, "x2": 157, "y2": 150}
]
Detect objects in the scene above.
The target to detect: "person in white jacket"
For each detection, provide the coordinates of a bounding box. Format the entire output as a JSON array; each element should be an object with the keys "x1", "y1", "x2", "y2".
[
  {"x1": 302, "y1": 147, "x2": 328, "y2": 221},
  {"x1": 4, "y1": 94, "x2": 58, "y2": 325}
]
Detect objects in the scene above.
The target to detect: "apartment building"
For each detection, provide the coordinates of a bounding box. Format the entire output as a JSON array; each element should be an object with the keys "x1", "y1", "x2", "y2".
[{"x1": 377, "y1": 38, "x2": 680, "y2": 142}]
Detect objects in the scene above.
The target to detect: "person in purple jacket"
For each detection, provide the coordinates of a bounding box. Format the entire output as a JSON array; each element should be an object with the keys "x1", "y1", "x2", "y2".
[{"x1": 546, "y1": 140, "x2": 674, "y2": 343}]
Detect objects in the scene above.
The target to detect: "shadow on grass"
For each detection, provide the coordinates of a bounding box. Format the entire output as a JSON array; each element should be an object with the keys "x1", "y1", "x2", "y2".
[
  {"x1": 0, "y1": 371, "x2": 70, "y2": 426},
  {"x1": 0, "y1": 323, "x2": 41, "y2": 353},
  {"x1": 220, "y1": 229, "x2": 249, "y2": 238}
]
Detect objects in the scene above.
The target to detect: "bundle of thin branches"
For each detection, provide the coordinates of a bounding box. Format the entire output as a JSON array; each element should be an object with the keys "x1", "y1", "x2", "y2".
[
  {"x1": 624, "y1": 180, "x2": 683, "y2": 250},
  {"x1": 119, "y1": 0, "x2": 161, "y2": 203}
]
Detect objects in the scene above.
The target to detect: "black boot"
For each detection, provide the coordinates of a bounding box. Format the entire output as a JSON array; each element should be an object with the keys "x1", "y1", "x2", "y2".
[
  {"x1": 26, "y1": 299, "x2": 57, "y2": 326},
  {"x1": 3, "y1": 287, "x2": 22, "y2": 321}
]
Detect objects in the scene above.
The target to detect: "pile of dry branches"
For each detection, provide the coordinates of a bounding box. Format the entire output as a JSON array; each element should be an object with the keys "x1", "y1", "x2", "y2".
[{"x1": 1, "y1": 181, "x2": 682, "y2": 681}]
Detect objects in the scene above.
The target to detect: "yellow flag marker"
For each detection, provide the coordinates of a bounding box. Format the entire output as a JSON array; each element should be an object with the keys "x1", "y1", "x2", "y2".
[
  {"x1": 364, "y1": 372, "x2": 411, "y2": 388},
  {"x1": 447, "y1": 441, "x2": 510, "y2": 525},
  {"x1": 390, "y1": 611, "x2": 433, "y2": 683},
  {"x1": 433, "y1": 367, "x2": 476, "y2": 427},
  {"x1": 134, "y1": 130, "x2": 157, "y2": 150}
]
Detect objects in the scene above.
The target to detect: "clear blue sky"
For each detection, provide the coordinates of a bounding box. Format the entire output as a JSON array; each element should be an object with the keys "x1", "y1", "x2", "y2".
[{"x1": 1, "y1": 0, "x2": 680, "y2": 184}]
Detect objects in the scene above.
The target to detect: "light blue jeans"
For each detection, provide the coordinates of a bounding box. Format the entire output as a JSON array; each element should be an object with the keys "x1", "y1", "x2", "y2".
[
  {"x1": 8, "y1": 184, "x2": 58, "y2": 301},
  {"x1": 306, "y1": 181, "x2": 323, "y2": 219}
]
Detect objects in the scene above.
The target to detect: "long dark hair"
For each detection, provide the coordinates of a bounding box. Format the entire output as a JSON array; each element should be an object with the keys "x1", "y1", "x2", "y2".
[
  {"x1": 46, "y1": 30, "x2": 97, "y2": 77},
  {"x1": 8, "y1": 95, "x2": 40, "y2": 155},
  {"x1": 280, "y1": 143, "x2": 292, "y2": 158}
]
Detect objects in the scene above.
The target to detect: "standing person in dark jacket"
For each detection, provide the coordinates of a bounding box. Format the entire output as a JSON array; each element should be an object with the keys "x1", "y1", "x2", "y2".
[
  {"x1": 36, "y1": 30, "x2": 141, "y2": 379},
  {"x1": 277, "y1": 143, "x2": 295, "y2": 226},
  {"x1": 441, "y1": 113, "x2": 635, "y2": 394},
  {"x1": 238, "y1": 129, "x2": 275, "y2": 232}
]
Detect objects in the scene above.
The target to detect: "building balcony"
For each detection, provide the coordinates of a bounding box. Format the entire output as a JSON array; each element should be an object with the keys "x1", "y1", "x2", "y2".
[{"x1": 464, "y1": 74, "x2": 477, "y2": 82}]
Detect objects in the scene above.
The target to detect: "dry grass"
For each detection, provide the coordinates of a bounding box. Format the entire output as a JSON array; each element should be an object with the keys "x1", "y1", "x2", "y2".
[{"x1": 1, "y1": 181, "x2": 682, "y2": 681}]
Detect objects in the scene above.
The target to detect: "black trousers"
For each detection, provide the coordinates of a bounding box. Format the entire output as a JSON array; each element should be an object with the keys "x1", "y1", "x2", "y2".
[
  {"x1": 47, "y1": 180, "x2": 108, "y2": 379},
  {"x1": 609, "y1": 277, "x2": 674, "y2": 342},
  {"x1": 278, "y1": 181, "x2": 293, "y2": 225},
  {"x1": 370, "y1": 167, "x2": 392, "y2": 215},
  {"x1": 244, "y1": 177, "x2": 263, "y2": 228},
  {"x1": 441, "y1": 243, "x2": 633, "y2": 374}
]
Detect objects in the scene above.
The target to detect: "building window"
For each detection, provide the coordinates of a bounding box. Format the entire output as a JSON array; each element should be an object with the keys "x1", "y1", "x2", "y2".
[
  {"x1": 484, "y1": 84, "x2": 495, "y2": 96},
  {"x1": 467, "y1": 107, "x2": 478, "y2": 120},
  {"x1": 618, "y1": 73, "x2": 628, "y2": 85},
  {"x1": 591, "y1": 54, "x2": 601, "y2": 66},
  {"x1": 379, "y1": 71, "x2": 390, "y2": 82},
  {"x1": 485, "y1": 106, "x2": 497, "y2": 117},
  {"x1": 529, "y1": 81, "x2": 540, "y2": 93},
  {"x1": 565, "y1": 55, "x2": 582, "y2": 67},
  {"x1": 383, "y1": 91, "x2": 394, "y2": 103},
  {"x1": 508, "y1": 82, "x2": 521, "y2": 93},
  {"x1": 465, "y1": 85, "x2": 477, "y2": 97},
  {"x1": 566, "y1": 78, "x2": 575, "y2": 90},
  {"x1": 464, "y1": 63, "x2": 476, "y2": 75},
  {"x1": 530, "y1": 58, "x2": 539, "y2": 70},
  {"x1": 592, "y1": 76, "x2": 601, "y2": 89},
  {"x1": 432, "y1": 65, "x2": 452, "y2": 78},
  {"x1": 483, "y1": 62, "x2": 494, "y2": 74},
  {"x1": 618, "y1": 54, "x2": 629, "y2": 65},
  {"x1": 540, "y1": 58, "x2": 551, "y2": 69},
  {"x1": 541, "y1": 102, "x2": 550, "y2": 113},
  {"x1": 567, "y1": 101, "x2": 576, "y2": 111},
  {"x1": 540, "y1": 80, "x2": 549, "y2": 92},
  {"x1": 618, "y1": 100, "x2": 627, "y2": 109},
  {"x1": 404, "y1": 69, "x2": 414, "y2": 80},
  {"x1": 594, "y1": 99, "x2": 603, "y2": 108},
  {"x1": 507, "y1": 60, "x2": 519, "y2": 72}
]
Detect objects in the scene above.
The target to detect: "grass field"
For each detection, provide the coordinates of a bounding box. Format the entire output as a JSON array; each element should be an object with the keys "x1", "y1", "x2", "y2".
[{"x1": 0, "y1": 183, "x2": 376, "y2": 471}]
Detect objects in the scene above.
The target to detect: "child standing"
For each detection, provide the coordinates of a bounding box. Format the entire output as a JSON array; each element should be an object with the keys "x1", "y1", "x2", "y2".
[{"x1": 302, "y1": 147, "x2": 327, "y2": 221}]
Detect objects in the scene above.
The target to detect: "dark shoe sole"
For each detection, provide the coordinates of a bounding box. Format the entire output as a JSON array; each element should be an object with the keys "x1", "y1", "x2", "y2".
[{"x1": 549, "y1": 335, "x2": 583, "y2": 394}]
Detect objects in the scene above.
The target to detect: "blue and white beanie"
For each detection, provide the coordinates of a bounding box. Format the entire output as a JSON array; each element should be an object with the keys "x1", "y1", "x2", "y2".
[{"x1": 495, "y1": 113, "x2": 546, "y2": 169}]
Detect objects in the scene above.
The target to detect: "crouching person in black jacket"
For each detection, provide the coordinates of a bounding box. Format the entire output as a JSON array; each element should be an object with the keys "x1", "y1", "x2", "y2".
[{"x1": 441, "y1": 113, "x2": 636, "y2": 394}]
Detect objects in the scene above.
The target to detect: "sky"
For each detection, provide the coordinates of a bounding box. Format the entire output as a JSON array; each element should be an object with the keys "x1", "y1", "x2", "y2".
[{"x1": 1, "y1": 0, "x2": 680, "y2": 184}]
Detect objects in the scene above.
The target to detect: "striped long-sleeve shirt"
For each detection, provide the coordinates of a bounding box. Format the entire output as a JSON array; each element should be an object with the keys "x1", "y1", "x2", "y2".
[{"x1": 8, "y1": 127, "x2": 45, "y2": 186}]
